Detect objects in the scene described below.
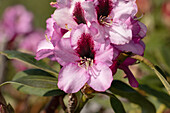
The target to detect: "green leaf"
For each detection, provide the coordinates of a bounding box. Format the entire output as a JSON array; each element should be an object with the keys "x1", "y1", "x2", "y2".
[
  {"x1": 139, "y1": 85, "x2": 170, "y2": 107},
  {"x1": 0, "y1": 69, "x2": 64, "y2": 96},
  {"x1": 153, "y1": 65, "x2": 170, "y2": 95},
  {"x1": 109, "y1": 80, "x2": 156, "y2": 113},
  {"x1": 100, "y1": 92, "x2": 126, "y2": 113},
  {"x1": 0, "y1": 50, "x2": 58, "y2": 77},
  {"x1": 109, "y1": 94, "x2": 126, "y2": 113}
]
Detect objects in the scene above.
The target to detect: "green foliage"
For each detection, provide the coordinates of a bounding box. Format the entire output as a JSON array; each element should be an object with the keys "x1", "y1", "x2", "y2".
[
  {"x1": 109, "y1": 80, "x2": 156, "y2": 113},
  {"x1": 0, "y1": 69, "x2": 64, "y2": 96},
  {"x1": 0, "y1": 50, "x2": 58, "y2": 77},
  {"x1": 139, "y1": 85, "x2": 170, "y2": 107},
  {"x1": 110, "y1": 94, "x2": 126, "y2": 113}
]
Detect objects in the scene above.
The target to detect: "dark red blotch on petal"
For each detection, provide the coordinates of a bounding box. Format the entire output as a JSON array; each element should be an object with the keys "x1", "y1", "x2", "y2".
[
  {"x1": 73, "y1": 2, "x2": 87, "y2": 25},
  {"x1": 95, "y1": 0, "x2": 113, "y2": 23},
  {"x1": 76, "y1": 33, "x2": 95, "y2": 59}
]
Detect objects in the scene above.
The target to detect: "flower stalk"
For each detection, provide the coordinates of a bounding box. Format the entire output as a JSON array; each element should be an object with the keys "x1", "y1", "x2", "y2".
[{"x1": 124, "y1": 52, "x2": 170, "y2": 95}]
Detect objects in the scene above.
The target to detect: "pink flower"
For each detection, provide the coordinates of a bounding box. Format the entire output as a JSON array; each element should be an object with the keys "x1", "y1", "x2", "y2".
[
  {"x1": 2, "y1": 5, "x2": 33, "y2": 41},
  {"x1": 110, "y1": 17, "x2": 147, "y2": 87},
  {"x1": 12, "y1": 30, "x2": 44, "y2": 71},
  {"x1": 53, "y1": 0, "x2": 95, "y2": 30},
  {"x1": 55, "y1": 24, "x2": 114, "y2": 93},
  {"x1": 88, "y1": 0, "x2": 138, "y2": 44},
  {"x1": 19, "y1": 30, "x2": 44, "y2": 54},
  {"x1": 35, "y1": 17, "x2": 66, "y2": 61},
  {"x1": 113, "y1": 40, "x2": 145, "y2": 87}
]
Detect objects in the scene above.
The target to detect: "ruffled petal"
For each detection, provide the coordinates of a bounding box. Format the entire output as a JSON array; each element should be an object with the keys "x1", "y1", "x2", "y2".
[
  {"x1": 58, "y1": 63, "x2": 89, "y2": 93},
  {"x1": 81, "y1": 1, "x2": 97, "y2": 22},
  {"x1": 90, "y1": 22, "x2": 107, "y2": 43},
  {"x1": 87, "y1": 62, "x2": 113, "y2": 91},
  {"x1": 113, "y1": 0, "x2": 138, "y2": 22},
  {"x1": 109, "y1": 24, "x2": 132, "y2": 45},
  {"x1": 54, "y1": 38, "x2": 80, "y2": 66}
]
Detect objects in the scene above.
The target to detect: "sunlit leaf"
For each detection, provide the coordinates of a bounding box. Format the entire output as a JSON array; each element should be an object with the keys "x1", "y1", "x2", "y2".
[
  {"x1": 109, "y1": 80, "x2": 156, "y2": 113},
  {"x1": 0, "y1": 50, "x2": 58, "y2": 77},
  {"x1": 0, "y1": 69, "x2": 64, "y2": 96}
]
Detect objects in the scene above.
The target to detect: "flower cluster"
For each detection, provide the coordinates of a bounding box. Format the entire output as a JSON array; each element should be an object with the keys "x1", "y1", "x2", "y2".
[
  {"x1": 0, "y1": 5, "x2": 44, "y2": 71},
  {"x1": 36, "y1": 0, "x2": 147, "y2": 93}
]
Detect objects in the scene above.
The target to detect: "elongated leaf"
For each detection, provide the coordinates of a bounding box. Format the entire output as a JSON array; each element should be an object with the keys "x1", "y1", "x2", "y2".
[
  {"x1": 153, "y1": 66, "x2": 170, "y2": 94},
  {"x1": 110, "y1": 94, "x2": 126, "y2": 113},
  {"x1": 139, "y1": 85, "x2": 170, "y2": 107},
  {"x1": 100, "y1": 92, "x2": 126, "y2": 113},
  {"x1": 0, "y1": 69, "x2": 64, "y2": 96},
  {"x1": 109, "y1": 80, "x2": 156, "y2": 113},
  {"x1": 0, "y1": 50, "x2": 58, "y2": 76}
]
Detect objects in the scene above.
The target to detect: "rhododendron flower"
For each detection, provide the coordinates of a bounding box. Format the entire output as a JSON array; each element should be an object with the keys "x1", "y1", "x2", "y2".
[
  {"x1": 112, "y1": 40, "x2": 145, "y2": 87},
  {"x1": 35, "y1": 17, "x2": 66, "y2": 61},
  {"x1": 55, "y1": 25, "x2": 114, "y2": 93},
  {"x1": 19, "y1": 30, "x2": 44, "y2": 53},
  {"x1": 126, "y1": 17, "x2": 147, "y2": 42},
  {"x1": 2, "y1": 5, "x2": 33, "y2": 41},
  {"x1": 53, "y1": 0, "x2": 95, "y2": 31},
  {"x1": 88, "y1": 0, "x2": 138, "y2": 44}
]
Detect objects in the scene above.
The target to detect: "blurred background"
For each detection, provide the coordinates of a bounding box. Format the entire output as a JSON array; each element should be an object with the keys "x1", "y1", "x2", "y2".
[{"x1": 0, "y1": 0, "x2": 170, "y2": 113}]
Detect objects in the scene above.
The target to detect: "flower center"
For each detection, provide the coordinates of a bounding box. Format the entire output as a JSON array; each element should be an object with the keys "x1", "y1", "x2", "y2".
[
  {"x1": 76, "y1": 33, "x2": 95, "y2": 69},
  {"x1": 96, "y1": 0, "x2": 113, "y2": 26},
  {"x1": 78, "y1": 57, "x2": 94, "y2": 69},
  {"x1": 99, "y1": 15, "x2": 113, "y2": 27},
  {"x1": 73, "y1": 2, "x2": 86, "y2": 25}
]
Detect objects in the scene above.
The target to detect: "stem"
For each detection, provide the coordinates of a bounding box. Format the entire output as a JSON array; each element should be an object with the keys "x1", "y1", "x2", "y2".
[
  {"x1": 67, "y1": 93, "x2": 77, "y2": 113},
  {"x1": 75, "y1": 95, "x2": 88, "y2": 113},
  {"x1": 41, "y1": 94, "x2": 66, "y2": 113},
  {"x1": 129, "y1": 53, "x2": 170, "y2": 95}
]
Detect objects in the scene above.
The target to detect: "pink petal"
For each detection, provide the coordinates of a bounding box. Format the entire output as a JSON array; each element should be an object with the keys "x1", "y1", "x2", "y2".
[
  {"x1": 137, "y1": 21, "x2": 147, "y2": 38},
  {"x1": 70, "y1": 24, "x2": 90, "y2": 49},
  {"x1": 120, "y1": 66, "x2": 139, "y2": 87},
  {"x1": 115, "y1": 40, "x2": 145, "y2": 65},
  {"x1": 115, "y1": 40, "x2": 145, "y2": 56},
  {"x1": 87, "y1": 62, "x2": 113, "y2": 91},
  {"x1": 95, "y1": 44, "x2": 114, "y2": 66},
  {"x1": 35, "y1": 49, "x2": 55, "y2": 60},
  {"x1": 35, "y1": 39, "x2": 55, "y2": 60},
  {"x1": 90, "y1": 22, "x2": 107, "y2": 43},
  {"x1": 53, "y1": 8, "x2": 77, "y2": 29},
  {"x1": 36, "y1": 39, "x2": 54, "y2": 52},
  {"x1": 54, "y1": 38, "x2": 80, "y2": 66},
  {"x1": 58, "y1": 63, "x2": 89, "y2": 93},
  {"x1": 109, "y1": 24, "x2": 132, "y2": 44},
  {"x1": 81, "y1": 1, "x2": 97, "y2": 22},
  {"x1": 113, "y1": 0, "x2": 138, "y2": 22}
]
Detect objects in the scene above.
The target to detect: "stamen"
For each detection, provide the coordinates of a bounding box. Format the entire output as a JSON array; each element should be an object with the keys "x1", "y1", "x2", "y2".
[
  {"x1": 78, "y1": 57, "x2": 94, "y2": 69},
  {"x1": 65, "y1": 24, "x2": 72, "y2": 31},
  {"x1": 99, "y1": 15, "x2": 113, "y2": 27},
  {"x1": 45, "y1": 34, "x2": 52, "y2": 42}
]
